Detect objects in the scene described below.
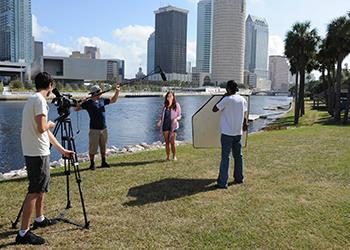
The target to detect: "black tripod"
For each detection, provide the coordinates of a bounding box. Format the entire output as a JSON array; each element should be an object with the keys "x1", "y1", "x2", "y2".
[
  {"x1": 11, "y1": 113, "x2": 89, "y2": 229},
  {"x1": 51, "y1": 113, "x2": 89, "y2": 229}
]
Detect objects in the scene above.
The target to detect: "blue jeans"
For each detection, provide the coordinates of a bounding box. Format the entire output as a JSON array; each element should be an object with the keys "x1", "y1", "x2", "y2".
[{"x1": 217, "y1": 134, "x2": 244, "y2": 187}]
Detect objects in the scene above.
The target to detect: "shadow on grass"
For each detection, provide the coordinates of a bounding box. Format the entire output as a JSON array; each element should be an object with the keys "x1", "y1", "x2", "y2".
[
  {"x1": 315, "y1": 117, "x2": 350, "y2": 126},
  {"x1": 0, "y1": 159, "x2": 164, "y2": 184},
  {"x1": 0, "y1": 228, "x2": 18, "y2": 248},
  {"x1": 124, "y1": 178, "x2": 217, "y2": 207},
  {"x1": 110, "y1": 159, "x2": 166, "y2": 168}
]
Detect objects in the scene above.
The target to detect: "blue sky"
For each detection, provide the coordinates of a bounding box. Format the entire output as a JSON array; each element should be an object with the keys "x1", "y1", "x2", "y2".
[{"x1": 32, "y1": 0, "x2": 350, "y2": 78}]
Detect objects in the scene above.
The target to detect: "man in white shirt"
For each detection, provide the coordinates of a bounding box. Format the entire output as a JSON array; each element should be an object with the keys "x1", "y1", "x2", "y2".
[
  {"x1": 213, "y1": 80, "x2": 248, "y2": 189},
  {"x1": 16, "y1": 72, "x2": 74, "y2": 245}
]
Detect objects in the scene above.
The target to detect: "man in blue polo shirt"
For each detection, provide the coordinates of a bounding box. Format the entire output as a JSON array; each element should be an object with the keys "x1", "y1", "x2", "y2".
[{"x1": 75, "y1": 84, "x2": 120, "y2": 170}]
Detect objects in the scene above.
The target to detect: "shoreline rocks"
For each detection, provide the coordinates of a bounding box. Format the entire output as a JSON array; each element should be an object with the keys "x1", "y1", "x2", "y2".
[{"x1": 0, "y1": 140, "x2": 189, "y2": 181}]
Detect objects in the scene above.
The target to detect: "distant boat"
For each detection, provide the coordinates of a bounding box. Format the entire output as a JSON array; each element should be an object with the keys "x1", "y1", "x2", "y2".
[
  {"x1": 263, "y1": 102, "x2": 292, "y2": 111},
  {"x1": 277, "y1": 103, "x2": 292, "y2": 110},
  {"x1": 248, "y1": 114, "x2": 260, "y2": 121},
  {"x1": 263, "y1": 106, "x2": 278, "y2": 111}
]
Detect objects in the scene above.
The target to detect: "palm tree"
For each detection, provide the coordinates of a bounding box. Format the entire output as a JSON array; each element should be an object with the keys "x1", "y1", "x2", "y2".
[
  {"x1": 326, "y1": 14, "x2": 350, "y2": 121},
  {"x1": 285, "y1": 22, "x2": 320, "y2": 124},
  {"x1": 319, "y1": 37, "x2": 337, "y2": 115}
]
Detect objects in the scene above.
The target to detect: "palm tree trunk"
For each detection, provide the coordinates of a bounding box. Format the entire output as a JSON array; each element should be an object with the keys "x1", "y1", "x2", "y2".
[
  {"x1": 298, "y1": 70, "x2": 306, "y2": 122},
  {"x1": 343, "y1": 80, "x2": 350, "y2": 124},
  {"x1": 334, "y1": 59, "x2": 342, "y2": 121},
  {"x1": 294, "y1": 72, "x2": 299, "y2": 125},
  {"x1": 327, "y1": 67, "x2": 335, "y2": 116},
  {"x1": 301, "y1": 93, "x2": 305, "y2": 116},
  {"x1": 301, "y1": 72, "x2": 305, "y2": 116}
]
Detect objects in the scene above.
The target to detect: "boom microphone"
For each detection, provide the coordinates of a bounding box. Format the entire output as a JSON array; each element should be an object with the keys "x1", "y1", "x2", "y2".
[{"x1": 158, "y1": 66, "x2": 167, "y2": 81}]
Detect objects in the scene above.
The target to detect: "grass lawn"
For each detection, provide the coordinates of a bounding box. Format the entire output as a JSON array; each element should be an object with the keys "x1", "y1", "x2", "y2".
[{"x1": 0, "y1": 104, "x2": 349, "y2": 249}]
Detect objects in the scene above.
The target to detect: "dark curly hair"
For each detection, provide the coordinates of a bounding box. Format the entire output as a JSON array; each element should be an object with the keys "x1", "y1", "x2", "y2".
[
  {"x1": 164, "y1": 91, "x2": 177, "y2": 110},
  {"x1": 35, "y1": 72, "x2": 54, "y2": 90},
  {"x1": 226, "y1": 80, "x2": 239, "y2": 94}
]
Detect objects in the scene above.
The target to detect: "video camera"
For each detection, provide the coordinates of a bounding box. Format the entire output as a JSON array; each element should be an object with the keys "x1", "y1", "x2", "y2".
[{"x1": 52, "y1": 88, "x2": 79, "y2": 116}]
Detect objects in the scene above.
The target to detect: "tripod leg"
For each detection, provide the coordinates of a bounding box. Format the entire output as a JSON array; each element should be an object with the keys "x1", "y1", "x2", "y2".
[
  {"x1": 62, "y1": 121, "x2": 72, "y2": 209},
  {"x1": 11, "y1": 193, "x2": 27, "y2": 229},
  {"x1": 64, "y1": 159, "x2": 72, "y2": 209},
  {"x1": 72, "y1": 161, "x2": 90, "y2": 229},
  {"x1": 68, "y1": 124, "x2": 89, "y2": 229}
]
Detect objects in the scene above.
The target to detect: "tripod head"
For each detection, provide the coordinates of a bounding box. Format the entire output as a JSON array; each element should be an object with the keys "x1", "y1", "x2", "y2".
[{"x1": 52, "y1": 88, "x2": 79, "y2": 118}]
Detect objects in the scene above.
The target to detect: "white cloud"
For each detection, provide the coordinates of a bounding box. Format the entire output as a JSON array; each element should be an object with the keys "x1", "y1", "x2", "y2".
[
  {"x1": 112, "y1": 25, "x2": 154, "y2": 43},
  {"x1": 77, "y1": 35, "x2": 149, "y2": 79},
  {"x1": 44, "y1": 43, "x2": 72, "y2": 57},
  {"x1": 187, "y1": 40, "x2": 196, "y2": 67},
  {"x1": 32, "y1": 15, "x2": 53, "y2": 40},
  {"x1": 269, "y1": 35, "x2": 284, "y2": 56}
]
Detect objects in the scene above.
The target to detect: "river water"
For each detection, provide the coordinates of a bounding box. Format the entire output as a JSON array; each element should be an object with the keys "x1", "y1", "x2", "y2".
[{"x1": 0, "y1": 95, "x2": 292, "y2": 173}]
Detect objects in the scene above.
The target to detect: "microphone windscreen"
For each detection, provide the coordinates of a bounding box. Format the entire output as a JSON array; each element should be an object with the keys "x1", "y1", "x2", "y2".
[
  {"x1": 160, "y1": 72, "x2": 167, "y2": 81},
  {"x1": 52, "y1": 88, "x2": 61, "y2": 97}
]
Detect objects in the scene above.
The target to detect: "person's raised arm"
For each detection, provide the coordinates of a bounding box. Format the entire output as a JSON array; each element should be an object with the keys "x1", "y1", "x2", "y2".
[
  {"x1": 110, "y1": 85, "x2": 120, "y2": 104},
  {"x1": 74, "y1": 97, "x2": 88, "y2": 111}
]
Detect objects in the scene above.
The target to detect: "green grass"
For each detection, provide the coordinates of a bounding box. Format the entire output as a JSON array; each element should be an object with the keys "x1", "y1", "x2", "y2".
[{"x1": 0, "y1": 105, "x2": 349, "y2": 249}]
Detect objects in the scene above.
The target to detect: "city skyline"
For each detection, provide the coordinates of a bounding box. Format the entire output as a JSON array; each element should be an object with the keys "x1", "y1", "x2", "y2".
[{"x1": 31, "y1": 0, "x2": 350, "y2": 78}]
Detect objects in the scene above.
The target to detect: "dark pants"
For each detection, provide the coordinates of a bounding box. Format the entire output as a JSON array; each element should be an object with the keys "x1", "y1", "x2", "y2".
[{"x1": 217, "y1": 134, "x2": 243, "y2": 187}]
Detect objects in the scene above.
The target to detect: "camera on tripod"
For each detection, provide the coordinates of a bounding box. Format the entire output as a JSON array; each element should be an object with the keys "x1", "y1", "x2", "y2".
[{"x1": 52, "y1": 88, "x2": 79, "y2": 116}]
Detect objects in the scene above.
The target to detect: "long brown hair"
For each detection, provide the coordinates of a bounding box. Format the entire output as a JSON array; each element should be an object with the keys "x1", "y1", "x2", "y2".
[{"x1": 164, "y1": 91, "x2": 177, "y2": 110}]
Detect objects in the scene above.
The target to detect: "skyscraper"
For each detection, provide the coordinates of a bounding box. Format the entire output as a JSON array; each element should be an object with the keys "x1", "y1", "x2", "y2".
[
  {"x1": 211, "y1": 0, "x2": 246, "y2": 85},
  {"x1": 154, "y1": 5, "x2": 188, "y2": 74},
  {"x1": 84, "y1": 46, "x2": 101, "y2": 59},
  {"x1": 0, "y1": 0, "x2": 32, "y2": 63},
  {"x1": 269, "y1": 55, "x2": 289, "y2": 91},
  {"x1": 147, "y1": 32, "x2": 155, "y2": 74},
  {"x1": 196, "y1": 0, "x2": 212, "y2": 73},
  {"x1": 244, "y1": 15, "x2": 269, "y2": 88}
]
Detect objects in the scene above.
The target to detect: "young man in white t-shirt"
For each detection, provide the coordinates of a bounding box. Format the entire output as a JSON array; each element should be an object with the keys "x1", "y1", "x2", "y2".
[
  {"x1": 212, "y1": 80, "x2": 248, "y2": 189},
  {"x1": 16, "y1": 72, "x2": 74, "y2": 245}
]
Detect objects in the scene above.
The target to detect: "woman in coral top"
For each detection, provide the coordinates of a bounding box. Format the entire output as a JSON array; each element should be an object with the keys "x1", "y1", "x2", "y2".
[{"x1": 157, "y1": 91, "x2": 182, "y2": 161}]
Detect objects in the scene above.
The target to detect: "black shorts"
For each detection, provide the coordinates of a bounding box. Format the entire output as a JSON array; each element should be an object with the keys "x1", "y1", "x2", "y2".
[{"x1": 25, "y1": 156, "x2": 50, "y2": 193}]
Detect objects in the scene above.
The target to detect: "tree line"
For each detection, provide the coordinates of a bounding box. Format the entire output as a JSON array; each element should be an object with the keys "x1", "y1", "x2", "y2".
[{"x1": 285, "y1": 11, "x2": 350, "y2": 124}]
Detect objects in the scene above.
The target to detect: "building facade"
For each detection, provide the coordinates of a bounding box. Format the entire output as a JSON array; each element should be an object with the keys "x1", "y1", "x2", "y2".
[
  {"x1": 269, "y1": 55, "x2": 289, "y2": 91},
  {"x1": 32, "y1": 56, "x2": 123, "y2": 84},
  {"x1": 147, "y1": 32, "x2": 155, "y2": 74},
  {"x1": 211, "y1": 0, "x2": 246, "y2": 85},
  {"x1": 244, "y1": 15, "x2": 269, "y2": 88},
  {"x1": 154, "y1": 5, "x2": 188, "y2": 74},
  {"x1": 196, "y1": 0, "x2": 212, "y2": 73},
  {"x1": 0, "y1": 0, "x2": 32, "y2": 64}
]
